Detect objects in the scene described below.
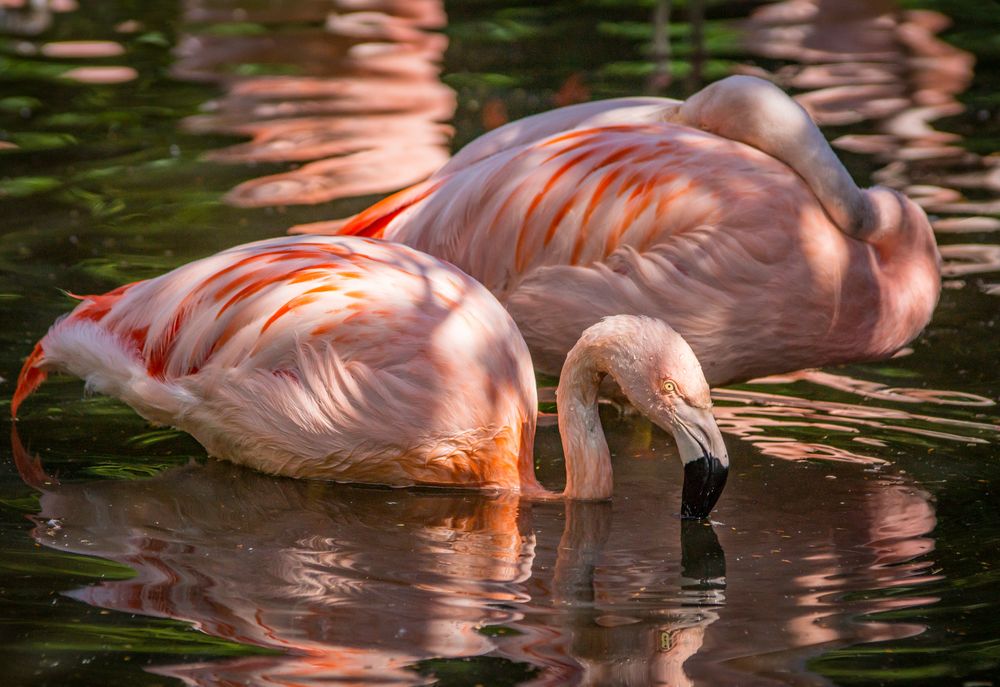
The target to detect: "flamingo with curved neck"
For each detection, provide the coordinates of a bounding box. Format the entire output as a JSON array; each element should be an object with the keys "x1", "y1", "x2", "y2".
[
  {"x1": 556, "y1": 316, "x2": 727, "y2": 513},
  {"x1": 12, "y1": 235, "x2": 728, "y2": 518},
  {"x1": 311, "y1": 75, "x2": 940, "y2": 386}
]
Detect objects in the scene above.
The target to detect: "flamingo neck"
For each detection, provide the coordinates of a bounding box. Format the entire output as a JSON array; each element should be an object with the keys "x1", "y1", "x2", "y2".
[
  {"x1": 671, "y1": 75, "x2": 876, "y2": 240},
  {"x1": 555, "y1": 341, "x2": 616, "y2": 500}
]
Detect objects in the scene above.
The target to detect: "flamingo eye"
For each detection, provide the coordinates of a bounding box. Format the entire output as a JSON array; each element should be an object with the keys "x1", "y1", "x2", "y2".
[{"x1": 661, "y1": 379, "x2": 677, "y2": 394}]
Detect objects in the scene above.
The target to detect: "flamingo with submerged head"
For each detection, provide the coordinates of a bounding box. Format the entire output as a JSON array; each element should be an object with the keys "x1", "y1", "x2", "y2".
[
  {"x1": 303, "y1": 75, "x2": 941, "y2": 385},
  {"x1": 12, "y1": 235, "x2": 728, "y2": 517}
]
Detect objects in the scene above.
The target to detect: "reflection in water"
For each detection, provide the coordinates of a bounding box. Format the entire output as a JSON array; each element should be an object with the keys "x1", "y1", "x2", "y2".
[
  {"x1": 0, "y1": 0, "x2": 77, "y2": 36},
  {"x1": 0, "y1": 0, "x2": 136, "y2": 83},
  {"x1": 13, "y1": 421, "x2": 939, "y2": 686},
  {"x1": 710, "y1": 368, "x2": 1000, "y2": 465},
  {"x1": 742, "y1": 0, "x2": 999, "y2": 285},
  {"x1": 175, "y1": 0, "x2": 454, "y2": 207},
  {"x1": 715, "y1": 385, "x2": 999, "y2": 465},
  {"x1": 756, "y1": 368, "x2": 995, "y2": 406},
  {"x1": 938, "y1": 243, "x2": 1000, "y2": 278},
  {"x1": 16, "y1": 444, "x2": 529, "y2": 685}
]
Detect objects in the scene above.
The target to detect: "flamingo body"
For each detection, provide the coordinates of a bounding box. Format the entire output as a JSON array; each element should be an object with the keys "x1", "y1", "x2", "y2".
[
  {"x1": 323, "y1": 77, "x2": 941, "y2": 384},
  {"x1": 14, "y1": 236, "x2": 539, "y2": 490}
]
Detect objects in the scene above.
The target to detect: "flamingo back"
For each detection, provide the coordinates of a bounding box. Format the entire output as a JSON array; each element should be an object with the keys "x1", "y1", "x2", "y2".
[
  {"x1": 343, "y1": 123, "x2": 811, "y2": 292},
  {"x1": 333, "y1": 121, "x2": 939, "y2": 384}
]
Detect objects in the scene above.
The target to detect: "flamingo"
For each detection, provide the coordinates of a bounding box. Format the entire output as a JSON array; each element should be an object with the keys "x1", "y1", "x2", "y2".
[
  {"x1": 305, "y1": 75, "x2": 941, "y2": 385},
  {"x1": 11, "y1": 235, "x2": 728, "y2": 517}
]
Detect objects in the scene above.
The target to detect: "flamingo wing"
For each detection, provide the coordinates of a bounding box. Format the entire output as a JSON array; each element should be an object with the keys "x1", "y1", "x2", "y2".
[
  {"x1": 295, "y1": 98, "x2": 683, "y2": 239},
  {"x1": 436, "y1": 96, "x2": 681, "y2": 176},
  {"x1": 345, "y1": 122, "x2": 813, "y2": 295},
  {"x1": 49, "y1": 236, "x2": 473, "y2": 379}
]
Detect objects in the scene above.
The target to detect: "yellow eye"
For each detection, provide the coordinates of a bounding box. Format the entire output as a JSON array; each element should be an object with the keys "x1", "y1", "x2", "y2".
[{"x1": 661, "y1": 380, "x2": 676, "y2": 394}]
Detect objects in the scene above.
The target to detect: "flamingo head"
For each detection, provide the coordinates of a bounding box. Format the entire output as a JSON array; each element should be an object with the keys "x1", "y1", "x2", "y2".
[
  {"x1": 858, "y1": 187, "x2": 942, "y2": 356},
  {"x1": 592, "y1": 316, "x2": 730, "y2": 519},
  {"x1": 861, "y1": 186, "x2": 941, "y2": 268}
]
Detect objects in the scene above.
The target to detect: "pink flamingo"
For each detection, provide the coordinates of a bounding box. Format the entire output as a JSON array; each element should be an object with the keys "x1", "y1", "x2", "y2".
[
  {"x1": 305, "y1": 75, "x2": 941, "y2": 385},
  {"x1": 12, "y1": 235, "x2": 728, "y2": 517}
]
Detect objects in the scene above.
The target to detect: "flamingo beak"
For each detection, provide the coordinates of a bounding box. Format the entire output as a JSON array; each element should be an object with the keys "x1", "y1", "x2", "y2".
[{"x1": 673, "y1": 405, "x2": 729, "y2": 520}]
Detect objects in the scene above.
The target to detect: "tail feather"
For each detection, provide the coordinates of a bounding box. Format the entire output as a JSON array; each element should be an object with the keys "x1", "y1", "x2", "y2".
[
  {"x1": 10, "y1": 424, "x2": 57, "y2": 488},
  {"x1": 331, "y1": 178, "x2": 445, "y2": 238},
  {"x1": 12, "y1": 283, "x2": 139, "y2": 418},
  {"x1": 11, "y1": 342, "x2": 47, "y2": 418}
]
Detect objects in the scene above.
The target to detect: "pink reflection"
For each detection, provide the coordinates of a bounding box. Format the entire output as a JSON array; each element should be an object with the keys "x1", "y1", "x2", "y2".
[
  {"x1": 743, "y1": 0, "x2": 997, "y2": 258},
  {"x1": 12, "y1": 418, "x2": 941, "y2": 686},
  {"x1": 0, "y1": 4, "x2": 135, "y2": 83},
  {"x1": 757, "y1": 368, "x2": 995, "y2": 406},
  {"x1": 940, "y1": 243, "x2": 1000, "y2": 277},
  {"x1": 16, "y1": 454, "x2": 527, "y2": 685},
  {"x1": 40, "y1": 40, "x2": 124, "y2": 58},
  {"x1": 60, "y1": 66, "x2": 137, "y2": 84},
  {"x1": 182, "y1": 0, "x2": 445, "y2": 26},
  {"x1": 694, "y1": 481, "x2": 935, "y2": 685},
  {"x1": 712, "y1": 371, "x2": 999, "y2": 466},
  {"x1": 934, "y1": 217, "x2": 1000, "y2": 234},
  {"x1": 175, "y1": 0, "x2": 455, "y2": 207},
  {"x1": 496, "y1": 422, "x2": 939, "y2": 685}
]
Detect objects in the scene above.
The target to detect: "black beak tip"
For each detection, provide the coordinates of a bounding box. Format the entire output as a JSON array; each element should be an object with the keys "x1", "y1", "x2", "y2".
[{"x1": 681, "y1": 454, "x2": 729, "y2": 520}]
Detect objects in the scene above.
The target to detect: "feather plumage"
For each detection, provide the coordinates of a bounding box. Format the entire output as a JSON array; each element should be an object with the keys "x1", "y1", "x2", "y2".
[
  {"x1": 320, "y1": 77, "x2": 940, "y2": 384},
  {"x1": 14, "y1": 236, "x2": 538, "y2": 490}
]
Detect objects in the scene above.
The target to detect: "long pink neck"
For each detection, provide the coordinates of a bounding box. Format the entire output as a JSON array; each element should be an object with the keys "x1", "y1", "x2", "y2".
[
  {"x1": 670, "y1": 75, "x2": 876, "y2": 239},
  {"x1": 555, "y1": 342, "x2": 615, "y2": 500}
]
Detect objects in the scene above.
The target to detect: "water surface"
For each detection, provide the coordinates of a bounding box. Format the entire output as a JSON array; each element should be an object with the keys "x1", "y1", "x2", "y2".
[{"x1": 1, "y1": 1, "x2": 998, "y2": 685}]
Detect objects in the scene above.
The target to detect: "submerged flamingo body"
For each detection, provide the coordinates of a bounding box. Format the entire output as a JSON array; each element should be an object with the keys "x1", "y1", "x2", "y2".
[
  {"x1": 318, "y1": 76, "x2": 941, "y2": 384},
  {"x1": 13, "y1": 236, "x2": 729, "y2": 515}
]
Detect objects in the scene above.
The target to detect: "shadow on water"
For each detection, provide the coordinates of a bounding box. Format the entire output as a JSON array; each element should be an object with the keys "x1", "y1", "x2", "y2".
[{"x1": 11, "y1": 420, "x2": 939, "y2": 686}]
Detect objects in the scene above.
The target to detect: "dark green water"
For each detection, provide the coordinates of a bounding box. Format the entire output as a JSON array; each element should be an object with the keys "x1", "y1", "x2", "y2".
[{"x1": 1, "y1": 1, "x2": 998, "y2": 685}]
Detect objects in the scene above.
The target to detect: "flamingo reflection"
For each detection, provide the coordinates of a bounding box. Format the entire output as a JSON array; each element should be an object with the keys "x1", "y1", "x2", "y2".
[
  {"x1": 14, "y1": 433, "x2": 530, "y2": 685},
  {"x1": 492, "y1": 422, "x2": 938, "y2": 685},
  {"x1": 175, "y1": 0, "x2": 454, "y2": 207},
  {"x1": 13, "y1": 417, "x2": 939, "y2": 686},
  {"x1": 710, "y1": 370, "x2": 1000, "y2": 466},
  {"x1": 0, "y1": 0, "x2": 136, "y2": 83},
  {"x1": 742, "y1": 0, "x2": 999, "y2": 285}
]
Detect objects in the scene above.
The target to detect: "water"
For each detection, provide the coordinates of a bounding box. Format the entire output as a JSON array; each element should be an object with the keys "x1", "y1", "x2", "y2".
[{"x1": 0, "y1": 1, "x2": 998, "y2": 685}]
